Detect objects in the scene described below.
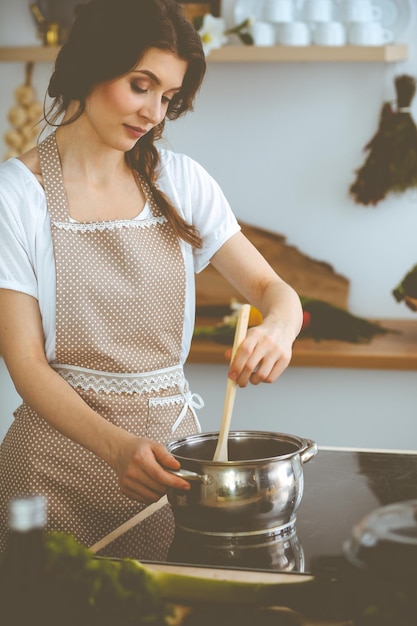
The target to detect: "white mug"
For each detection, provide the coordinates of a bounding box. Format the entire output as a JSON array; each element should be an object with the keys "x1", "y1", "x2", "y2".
[
  {"x1": 348, "y1": 21, "x2": 393, "y2": 45},
  {"x1": 303, "y1": 0, "x2": 333, "y2": 23},
  {"x1": 250, "y1": 21, "x2": 277, "y2": 45},
  {"x1": 313, "y1": 21, "x2": 346, "y2": 45},
  {"x1": 278, "y1": 21, "x2": 312, "y2": 45},
  {"x1": 341, "y1": 0, "x2": 383, "y2": 23},
  {"x1": 263, "y1": 0, "x2": 295, "y2": 23}
]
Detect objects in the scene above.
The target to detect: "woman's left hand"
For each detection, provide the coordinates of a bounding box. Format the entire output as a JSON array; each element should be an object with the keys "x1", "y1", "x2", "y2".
[
  {"x1": 211, "y1": 231, "x2": 303, "y2": 387},
  {"x1": 225, "y1": 321, "x2": 293, "y2": 387}
]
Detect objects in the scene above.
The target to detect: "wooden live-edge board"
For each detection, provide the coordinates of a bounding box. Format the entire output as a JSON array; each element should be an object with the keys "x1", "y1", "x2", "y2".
[{"x1": 0, "y1": 44, "x2": 409, "y2": 64}]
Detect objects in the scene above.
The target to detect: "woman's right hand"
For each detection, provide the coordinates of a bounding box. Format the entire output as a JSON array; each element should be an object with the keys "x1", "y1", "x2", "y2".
[{"x1": 114, "y1": 433, "x2": 191, "y2": 503}]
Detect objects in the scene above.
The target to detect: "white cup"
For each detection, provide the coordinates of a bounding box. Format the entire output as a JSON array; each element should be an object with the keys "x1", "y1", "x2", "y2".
[
  {"x1": 303, "y1": 0, "x2": 334, "y2": 23},
  {"x1": 341, "y1": 0, "x2": 383, "y2": 23},
  {"x1": 348, "y1": 21, "x2": 393, "y2": 44},
  {"x1": 250, "y1": 21, "x2": 277, "y2": 46},
  {"x1": 263, "y1": 0, "x2": 295, "y2": 23},
  {"x1": 278, "y1": 21, "x2": 312, "y2": 45},
  {"x1": 313, "y1": 21, "x2": 346, "y2": 45}
]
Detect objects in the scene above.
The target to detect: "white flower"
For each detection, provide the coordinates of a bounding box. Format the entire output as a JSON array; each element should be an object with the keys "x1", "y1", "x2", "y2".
[{"x1": 198, "y1": 14, "x2": 228, "y2": 56}]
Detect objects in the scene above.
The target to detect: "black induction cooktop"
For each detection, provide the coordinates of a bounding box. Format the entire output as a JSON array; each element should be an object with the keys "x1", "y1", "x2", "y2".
[{"x1": 142, "y1": 447, "x2": 417, "y2": 575}]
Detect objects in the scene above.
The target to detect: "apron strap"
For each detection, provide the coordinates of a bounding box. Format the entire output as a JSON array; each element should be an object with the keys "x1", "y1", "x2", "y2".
[{"x1": 38, "y1": 131, "x2": 70, "y2": 223}]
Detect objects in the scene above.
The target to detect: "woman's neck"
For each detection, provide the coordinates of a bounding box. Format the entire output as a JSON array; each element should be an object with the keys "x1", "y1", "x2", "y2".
[{"x1": 56, "y1": 125, "x2": 130, "y2": 186}]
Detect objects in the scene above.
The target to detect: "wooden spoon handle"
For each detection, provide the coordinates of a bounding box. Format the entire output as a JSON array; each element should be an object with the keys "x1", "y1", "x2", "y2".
[
  {"x1": 213, "y1": 304, "x2": 251, "y2": 462},
  {"x1": 88, "y1": 495, "x2": 168, "y2": 553}
]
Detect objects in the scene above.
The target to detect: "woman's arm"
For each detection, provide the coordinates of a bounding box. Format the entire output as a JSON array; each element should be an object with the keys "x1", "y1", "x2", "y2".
[
  {"x1": 210, "y1": 231, "x2": 303, "y2": 387},
  {"x1": 0, "y1": 289, "x2": 190, "y2": 501}
]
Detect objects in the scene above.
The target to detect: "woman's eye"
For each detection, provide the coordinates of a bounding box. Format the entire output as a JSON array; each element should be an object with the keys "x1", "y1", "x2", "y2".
[
  {"x1": 131, "y1": 83, "x2": 146, "y2": 94},
  {"x1": 162, "y1": 96, "x2": 172, "y2": 104},
  {"x1": 165, "y1": 93, "x2": 181, "y2": 106}
]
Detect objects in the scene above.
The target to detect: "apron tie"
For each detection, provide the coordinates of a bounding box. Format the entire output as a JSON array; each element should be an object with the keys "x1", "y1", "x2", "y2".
[{"x1": 171, "y1": 385, "x2": 204, "y2": 435}]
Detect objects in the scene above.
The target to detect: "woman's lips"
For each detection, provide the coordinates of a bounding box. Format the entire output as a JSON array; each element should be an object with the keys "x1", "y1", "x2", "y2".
[{"x1": 124, "y1": 124, "x2": 147, "y2": 139}]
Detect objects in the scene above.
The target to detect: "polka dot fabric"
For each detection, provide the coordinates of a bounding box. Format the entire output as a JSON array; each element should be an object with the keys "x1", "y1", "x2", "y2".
[
  {"x1": 0, "y1": 133, "x2": 200, "y2": 557},
  {"x1": 40, "y1": 133, "x2": 186, "y2": 374}
]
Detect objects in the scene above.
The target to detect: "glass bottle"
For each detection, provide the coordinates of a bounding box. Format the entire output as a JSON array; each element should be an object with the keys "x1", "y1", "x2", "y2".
[{"x1": 1, "y1": 496, "x2": 47, "y2": 625}]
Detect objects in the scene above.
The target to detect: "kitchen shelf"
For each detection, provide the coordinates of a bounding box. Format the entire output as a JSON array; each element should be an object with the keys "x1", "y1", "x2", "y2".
[
  {"x1": 0, "y1": 43, "x2": 408, "y2": 64},
  {"x1": 0, "y1": 45, "x2": 61, "y2": 62},
  {"x1": 188, "y1": 319, "x2": 417, "y2": 370},
  {"x1": 209, "y1": 43, "x2": 408, "y2": 63}
]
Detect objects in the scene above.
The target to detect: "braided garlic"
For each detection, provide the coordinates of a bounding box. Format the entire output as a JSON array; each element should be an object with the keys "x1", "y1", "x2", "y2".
[{"x1": 4, "y1": 62, "x2": 42, "y2": 160}]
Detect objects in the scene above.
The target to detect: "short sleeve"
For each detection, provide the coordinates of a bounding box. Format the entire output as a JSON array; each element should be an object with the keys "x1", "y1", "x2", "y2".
[
  {"x1": 0, "y1": 162, "x2": 40, "y2": 299},
  {"x1": 157, "y1": 150, "x2": 241, "y2": 274}
]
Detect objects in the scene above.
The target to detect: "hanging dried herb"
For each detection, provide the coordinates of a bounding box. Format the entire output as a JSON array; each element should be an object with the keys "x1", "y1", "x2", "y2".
[
  {"x1": 350, "y1": 74, "x2": 417, "y2": 206},
  {"x1": 392, "y1": 264, "x2": 417, "y2": 311}
]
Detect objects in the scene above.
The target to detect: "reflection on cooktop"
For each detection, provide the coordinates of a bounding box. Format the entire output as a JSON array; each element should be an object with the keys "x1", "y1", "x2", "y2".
[
  {"x1": 168, "y1": 523, "x2": 305, "y2": 572},
  {"x1": 143, "y1": 449, "x2": 417, "y2": 574},
  {"x1": 291, "y1": 448, "x2": 417, "y2": 573}
]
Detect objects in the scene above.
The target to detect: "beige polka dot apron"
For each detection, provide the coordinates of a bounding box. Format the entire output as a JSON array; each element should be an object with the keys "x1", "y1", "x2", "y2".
[{"x1": 0, "y1": 132, "x2": 202, "y2": 558}]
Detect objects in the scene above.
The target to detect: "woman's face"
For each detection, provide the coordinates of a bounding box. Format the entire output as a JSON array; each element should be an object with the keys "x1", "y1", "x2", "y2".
[{"x1": 83, "y1": 47, "x2": 187, "y2": 151}]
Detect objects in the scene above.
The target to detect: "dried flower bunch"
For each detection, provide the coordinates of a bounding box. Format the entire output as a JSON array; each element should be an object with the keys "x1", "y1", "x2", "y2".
[{"x1": 350, "y1": 74, "x2": 417, "y2": 206}]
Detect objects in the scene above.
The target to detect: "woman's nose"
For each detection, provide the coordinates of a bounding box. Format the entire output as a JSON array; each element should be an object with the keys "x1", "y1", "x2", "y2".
[{"x1": 141, "y1": 96, "x2": 163, "y2": 125}]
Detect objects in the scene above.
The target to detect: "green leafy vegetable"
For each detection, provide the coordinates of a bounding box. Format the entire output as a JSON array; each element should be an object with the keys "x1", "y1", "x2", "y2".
[
  {"x1": 0, "y1": 531, "x2": 172, "y2": 626},
  {"x1": 299, "y1": 298, "x2": 397, "y2": 343},
  {"x1": 193, "y1": 299, "x2": 396, "y2": 345}
]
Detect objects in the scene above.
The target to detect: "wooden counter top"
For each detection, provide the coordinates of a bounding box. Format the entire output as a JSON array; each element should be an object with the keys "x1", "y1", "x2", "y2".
[{"x1": 188, "y1": 318, "x2": 417, "y2": 371}]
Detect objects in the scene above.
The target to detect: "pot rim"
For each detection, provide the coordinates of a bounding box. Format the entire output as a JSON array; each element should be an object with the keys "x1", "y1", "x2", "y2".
[{"x1": 166, "y1": 430, "x2": 316, "y2": 465}]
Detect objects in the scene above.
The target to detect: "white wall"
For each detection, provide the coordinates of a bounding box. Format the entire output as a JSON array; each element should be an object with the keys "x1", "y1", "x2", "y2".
[{"x1": 1, "y1": 0, "x2": 416, "y2": 448}]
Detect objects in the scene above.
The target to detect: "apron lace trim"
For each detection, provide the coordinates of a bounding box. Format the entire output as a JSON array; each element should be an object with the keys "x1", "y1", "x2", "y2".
[
  {"x1": 51, "y1": 215, "x2": 167, "y2": 233},
  {"x1": 51, "y1": 363, "x2": 186, "y2": 395},
  {"x1": 51, "y1": 363, "x2": 204, "y2": 434}
]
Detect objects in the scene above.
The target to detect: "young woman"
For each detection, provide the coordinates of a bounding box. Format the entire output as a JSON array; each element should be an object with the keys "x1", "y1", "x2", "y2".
[{"x1": 0, "y1": 0, "x2": 303, "y2": 558}]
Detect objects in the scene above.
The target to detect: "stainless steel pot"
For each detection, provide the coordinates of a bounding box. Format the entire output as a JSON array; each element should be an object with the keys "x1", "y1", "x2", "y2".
[{"x1": 166, "y1": 430, "x2": 317, "y2": 535}]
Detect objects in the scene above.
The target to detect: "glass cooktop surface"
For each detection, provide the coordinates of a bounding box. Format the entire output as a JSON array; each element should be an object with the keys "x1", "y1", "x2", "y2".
[{"x1": 107, "y1": 448, "x2": 417, "y2": 575}]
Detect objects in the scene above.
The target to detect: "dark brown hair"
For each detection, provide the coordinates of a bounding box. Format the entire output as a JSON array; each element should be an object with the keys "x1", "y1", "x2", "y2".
[{"x1": 45, "y1": 0, "x2": 206, "y2": 247}]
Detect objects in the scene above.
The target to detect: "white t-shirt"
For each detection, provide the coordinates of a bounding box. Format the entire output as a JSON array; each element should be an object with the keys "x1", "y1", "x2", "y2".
[{"x1": 0, "y1": 148, "x2": 240, "y2": 365}]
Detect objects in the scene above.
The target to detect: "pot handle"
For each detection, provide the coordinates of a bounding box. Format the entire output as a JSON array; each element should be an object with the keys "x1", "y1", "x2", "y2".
[
  {"x1": 300, "y1": 439, "x2": 318, "y2": 465},
  {"x1": 167, "y1": 468, "x2": 212, "y2": 485}
]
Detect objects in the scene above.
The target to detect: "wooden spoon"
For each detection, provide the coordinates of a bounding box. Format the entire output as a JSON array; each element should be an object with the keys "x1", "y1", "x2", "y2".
[{"x1": 212, "y1": 304, "x2": 251, "y2": 462}]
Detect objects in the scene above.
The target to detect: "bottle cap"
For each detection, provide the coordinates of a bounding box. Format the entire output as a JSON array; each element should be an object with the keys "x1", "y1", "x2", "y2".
[{"x1": 8, "y1": 496, "x2": 47, "y2": 531}]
